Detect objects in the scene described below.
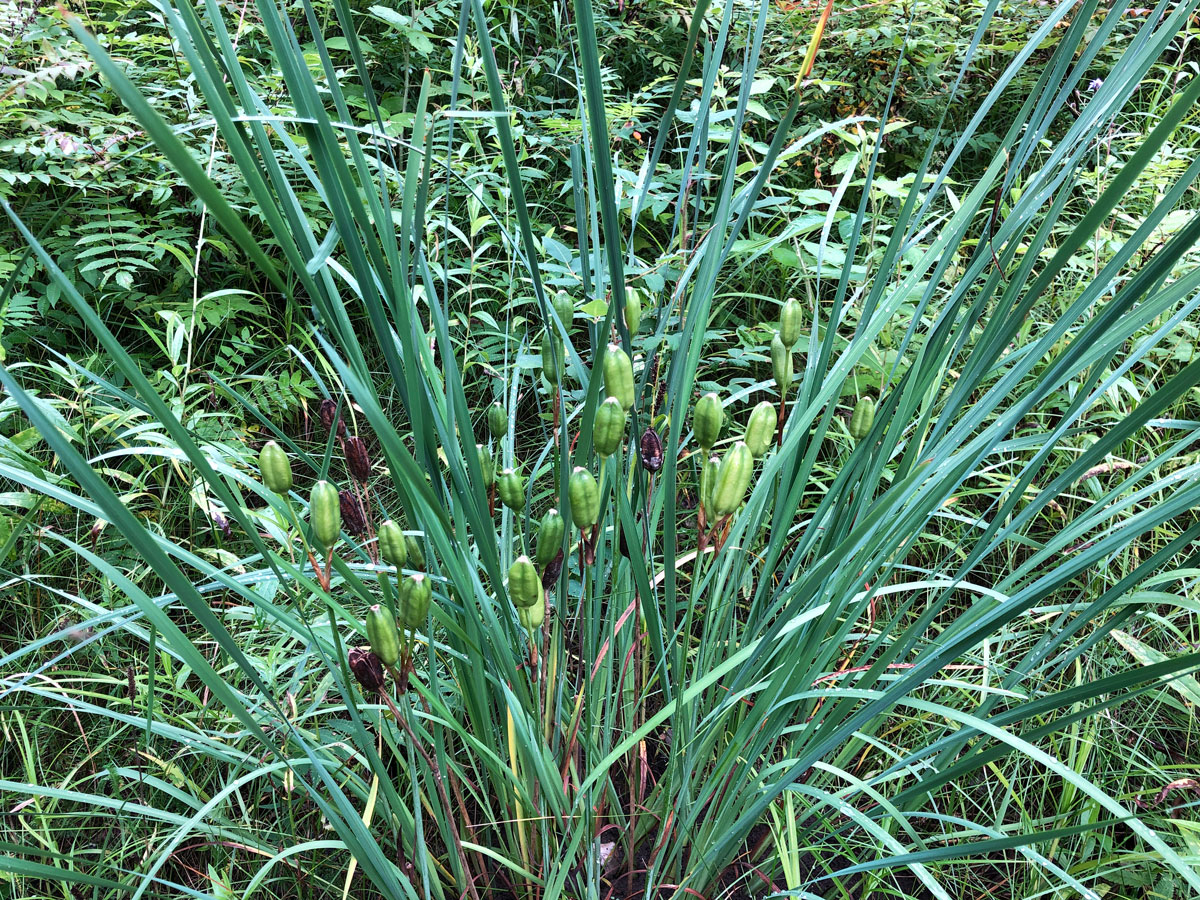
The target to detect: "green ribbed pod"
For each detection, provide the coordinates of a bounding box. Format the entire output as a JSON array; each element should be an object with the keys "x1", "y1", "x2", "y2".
[
  {"x1": 744, "y1": 401, "x2": 777, "y2": 458},
  {"x1": 258, "y1": 441, "x2": 293, "y2": 495},
  {"x1": 310, "y1": 481, "x2": 341, "y2": 547},
  {"x1": 535, "y1": 509, "x2": 565, "y2": 568},
  {"x1": 366, "y1": 604, "x2": 400, "y2": 667}
]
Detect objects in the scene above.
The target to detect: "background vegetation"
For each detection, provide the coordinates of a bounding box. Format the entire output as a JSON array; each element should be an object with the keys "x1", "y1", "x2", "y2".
[{"x1": 2, "y1": 0, "x2": 1200, "y2": 898}]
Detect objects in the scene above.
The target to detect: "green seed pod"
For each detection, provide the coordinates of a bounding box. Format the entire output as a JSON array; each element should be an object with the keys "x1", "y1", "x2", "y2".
[
  {"x1": 879, "y1": 322, "x2": 895, "y2": 350},
  {"x1": 712, "y1": 441, "x2": 753, "y2": 517},
  {"x1": 405, "y1": 535, "x2": 425, "y2": 570},
  {"x1": 623, "y1": 286, "x2": 642, "y2": 335},
  {"x1": 553, "y1": 291, "x2": 574, "y2": 331},
  {"x1": 508, "y1": 555, "x2": 541, "y2": 609},
  {"x1": 366, "y1": 604, "x2": 400, "y2": 667},
  {"x1": 603, "y1": 343, "x2": 635, "y2": 411},
  {"x1": 477, "y1": 443, "x2": 495, "y2": 487},
  {"x1": 744, "y1": 401, "x2": 777, "y2": 458},
  {"x1": 398, "y1": 572, "x2": 432, "y2": 632},
  {"x1": 310, "y1": 480, "x2": 341, "y2": 547},
  {"x1": 849, "y1": 396, "x2": 876, "y2": 443},
  {"x1": 541, "y1": 334, "x2": 564, "y2": 387},
  {"x1": 693, "y1": 392, "x2": 723, "y2": 454},
  {"x1": 592, "y1": 397, "x2": 627, "y2": 459},
  {"x1": 487, "y1": 402, "x2": 508, "y2": 440},
  {"x1": 779, "y1": 298, "x2": 803, "y2": 349},
  {"x1": 378, "y1": 520, "x2": 407, "y2": 569},
  {"x1": 536, "y1": 508, "x2": 565, "y2": 568},
  {"x1": 259, "y1": 441, "x2": 293, "y2": 495},
  {"x1": 771, "y1": 334, "x2": 793, "y2": 394},
  {"x1": 700, "y1": 454, "x2": 721, "y2": 518},
  {"x1": 497, "y1": 468, "x2": 526, "y2": 512},
  {"x1": 568, "y1": 466, "x2": 600, "y2": 530},
  {"x1": 518, "y1": 601, "x2": 546, "y2": 631}
]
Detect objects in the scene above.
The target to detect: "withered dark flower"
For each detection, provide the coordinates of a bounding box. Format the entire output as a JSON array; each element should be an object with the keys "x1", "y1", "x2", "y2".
[
  {"x1": 339, "y1": 490, "x2": 368, "y2": 536},
  {"x1": 319, "y1": 398, "x2": 347, "y2": 439},
  {"x1": 638, "y1": 427, "x2": 664, "y2": 472},
  {"x1": 211, "y1": 510, "x2": 233, "y2": 540},
  {"x1": 345, "y1": 436, "x2": 373, "y2": 484},
  {"x1": 349, "y1": 646, "x2": 386, "y2": 693},
  {"x1": 541, "y1": 549, "x2": 565, "y2": 591}
]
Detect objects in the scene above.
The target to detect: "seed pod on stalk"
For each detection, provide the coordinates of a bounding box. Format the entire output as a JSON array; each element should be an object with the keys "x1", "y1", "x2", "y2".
[
  {"x1": 258, "y1": 441, "x2": 292, "y2": 495},
  {"x1": 603, "y1": 343, "x2": 635, "y2": 412},
  {"x1": 771, "y1": 334, "x2": 793, "y2": 394},
  {"x1": 693, "y1": 393, "x2": 723, "y2": 455},
  {"x1": 497, "y1": 469, "x2": 526, "y2": 512},
  {"x1": 366, "y1": 604, "x2": 400, "y2": 667},
  {"x1": 849, "y1": 396, "x2": 876, "y2": 443},
  {"x1": 593, "y1": 397, "x2": 627, "y2": 459},
  {"x1": 310, "y1": 481, "x2": 341, "y2": 547},
  {"x1": 487, "y1": 402, "x2": 508, "y2": 440},
  {"x1": 508, "y1": 556, "x2": 541, "y2": 609},
  {"x1": 378, "y1": 520, "x2": 407, "y2": 569},
  {"x1": 744, "y1": 401, "x2": 777, "y2": 458},
  {"x1": 536, "y1": 509, "x2": 565, "y2": 568}
]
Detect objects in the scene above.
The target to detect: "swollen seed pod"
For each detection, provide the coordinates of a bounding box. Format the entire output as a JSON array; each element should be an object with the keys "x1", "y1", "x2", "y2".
[
  {"x1": 258, "y1": 441, "x2": 293, "y2": 495},
  {"x1": 399, "y1": 572, "x2": 432, "y2": 632},
  {"x1": 568, "y1": 467, "x2": 600, "y2": 530},
  {"x1": 310, "y1": 481, "x2": 341, "y2": 547},
  {"x1": 508, "y1": 556, "x2": 541, "y2": 609},
  {"x1": 744, "y1": 401, "x2": 777, "y2": 458},
  {"x1": 771, "y1": 334, "x2": 793, "y2": 393},
  {"x1": 344, "y1": 436, "x2": 373, "y2": 484},
  {"x1": 849, "y1": 396, "x2": 876, "y2": 443},
  {"x1": 487, "y1": 402, "x2": 508, "y2": 440},
  {"x1": 712, "y1": 441, "x2": 753, "y2": 517},
  {"x1": 518, "y1": 602, "x2": 546, "y2": 631},
  {"x1": 405, "y1": 535, "x2": 425, "y2": 570},
  {"x1": 378, "y1": 520, "x2": 407, "y2": 569},
  {"x1": 593, "y1": 397, "x2": 627, "y2": 459},
  {"x1": 624, "y1": 286, "x2": 643, "y2": 335},
  {"x1": 536, "y1": 509, "x2": 565, "y2": 568},
  {"x1": 603, "y1": 343, "x2": 635, "y2": 411},
  {"x1": 639, "y1": 428, "x2": 664, "y2": 472},
  {"x1": 553, "y1": 291, "x2": 574, "y2": 331},
  {"x1": 366, "y1": 604, "x2": 400, "y2": 667},
  {"x1": 779, "y1": 298, "x2": 803, "y2": 349},
  {"x1": 700, "y1": 454, "x2": 721, "y2": 518},
  {"x1": 477, "y1": 444, "x2": 495, "y2": 487},
  {"x1": 693, "y1": 393, "x2": 723, "y2": 454},
  {"x1": 497, "y1": 469, "x2": 526, "y2": 512},
  {"x1": 541, "y1": 334, "x2": 564, "y2": 387}
]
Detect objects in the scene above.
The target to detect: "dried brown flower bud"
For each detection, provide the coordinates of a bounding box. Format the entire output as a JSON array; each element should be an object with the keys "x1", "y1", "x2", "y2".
[
  {"x1": 349, "y1": 646, "x2": 386, "y2": 693},
  {"x1": 639, "y1": 427, "x2": 664, "y2": 472},
  {"x1": 339, "y1": 490, "x2": 368, "y2": 536},
  {"x1": 541, "y1": 549, "x2": 565, "y2": 591},
  {"x1": 345, "y1": 436, "x2": 373, "y2": 484},
  {"x1": 319, "y1": 398, "x2": 347, "y2": 439}
]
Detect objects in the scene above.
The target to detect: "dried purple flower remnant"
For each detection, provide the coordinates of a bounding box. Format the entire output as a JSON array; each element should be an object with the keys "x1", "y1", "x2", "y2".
[
  {"x1": 349, "y1": 646, "x2": 386, "y2": 692},
  {"x1": 345, "y1": 436, "x2": 373, "y2": 484},
  {"x1": 319, "y1": 398, "x2": 347, "y2": 439},
  {"x1": 638, "y1": 427, "x2": 664, "y2": 472},
  {"x1": 339, "y1": 490, "x2": 368, "y2": 536}
]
